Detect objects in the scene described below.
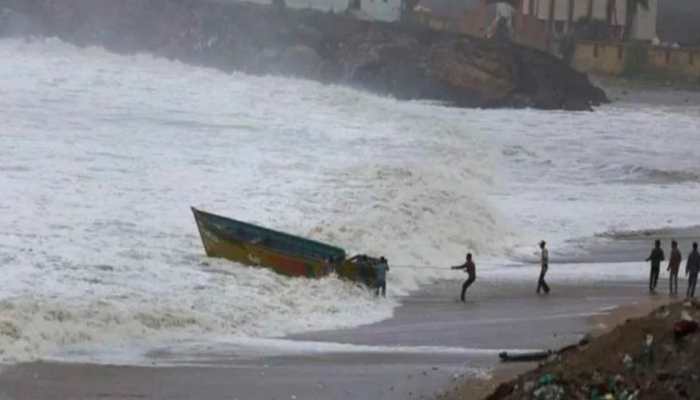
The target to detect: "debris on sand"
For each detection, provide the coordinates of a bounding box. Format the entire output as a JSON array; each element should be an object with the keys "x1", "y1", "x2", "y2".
[{"x1": 485, "y1": 302, "x2": 700, "y2": 400}]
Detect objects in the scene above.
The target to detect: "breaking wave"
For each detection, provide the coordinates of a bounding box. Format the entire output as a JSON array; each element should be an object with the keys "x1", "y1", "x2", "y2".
[
  {"x1": 595, "y1": 163, "x2": 700, "y2": 185},
  {"x1": 0, "y1": 38, "x2": 508, "y2": 362}
]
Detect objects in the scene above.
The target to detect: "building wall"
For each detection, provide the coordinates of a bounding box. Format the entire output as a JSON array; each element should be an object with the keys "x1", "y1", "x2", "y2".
[
  {"x1": 630, "y1": 0, "x2": 657, "y2": 41},
  {"x1": 232, "y1": 0, "x2": 402, "y2": 21},
  {"x1": 413, "y1": 2, "x2": 494, "y2": 39},
  {"x1": 414, "y1": 11, "x2": 453, "y2": 31},
  {"x1": 458, "y1": 6, "x2": 491, "y2": 38},
  {"x1": 238, "y1": 0, "x2": 349, "y2": 12},
  {"x1": 573, "y1": 40, "x2": 700, "y2": 80},
  {"x1": 534, "y1": 0, "x2": 550, "y2": 19},
  {"x1": 647, "y1": 46, "x2": 700, "y2": 78},
  {"x1": 573, "y1": 41, "x2": 626, "y2": 75},
  {"x1": 571, "y1": 0, "x2": 588, "y2": 20},
  {"x1": 512, "y1": 12, "x2": 549, "y2": 50},
  {"x1": 590, "y1": 0, "x2": 607, "y2": 20},
  {"x1": 517, "y1": 0, "x2": 658, "y2": 29},
  {"x1": 357, "y1": 0, "x2": 403, "y2": 22}
]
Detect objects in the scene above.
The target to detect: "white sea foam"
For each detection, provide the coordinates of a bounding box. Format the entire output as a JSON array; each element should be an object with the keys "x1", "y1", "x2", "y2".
[
  {"x1": 1, "y1": 37, "x2": 699, "y2": 363},
  {"x1": 0, "y1": 38, "x2": 506, "y2": 362}
]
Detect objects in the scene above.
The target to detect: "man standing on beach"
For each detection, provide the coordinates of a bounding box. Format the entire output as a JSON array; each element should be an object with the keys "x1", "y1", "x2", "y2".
[
  {"x1": 667, "y1": 240, "x2": 682, "y2": 296},
  {"x1": 373, "y1": 257, "x2": 389, "y2": 298},
  {"x1": 451, "y1": 253, "x2": 476, "y2": 302},
  {"x1": 686, "y1": 242, "x2": 700, "y2": 299},
  {"x1": 646, "y1": 240, "x2": 665, "y2": 293},
  {"x1": 537, "y1": 241, "x2": 550, "y2": 294}
]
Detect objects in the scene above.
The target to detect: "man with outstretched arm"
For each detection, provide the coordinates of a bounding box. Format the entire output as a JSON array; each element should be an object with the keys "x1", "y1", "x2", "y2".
[
  {"x1": 646, "y1": 239, "x2": 665, "y2": 293},
  {"x1": 686, "y1": 242, "x2": 700, "y2": 299},
  {"x1": 451, "y1": 253, "x2": 476, "y2": 302},
  {"x1": 537, "y1": 240, "x2": 550, "y2": 294}
]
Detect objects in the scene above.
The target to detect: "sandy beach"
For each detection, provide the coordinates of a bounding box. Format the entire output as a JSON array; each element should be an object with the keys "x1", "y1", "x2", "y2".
[{"x1": 0, "y1": 278, "x2": 673, "y2": 400}]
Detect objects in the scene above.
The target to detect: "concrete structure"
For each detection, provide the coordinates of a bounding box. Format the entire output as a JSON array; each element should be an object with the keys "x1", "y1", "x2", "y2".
[
  {"x1": 629, "y1": 0, "x2": 657, "y2": 41},
  {"x1": 518, "y1": 0, "x2": 657, "y2": 40},
  {"x1": 348, "y1": 0, "x2": 404, "y2": 22},
  {"x1": 213, "y1": 0, "x2": 403, "y2": 22},
  {"x1": 573, "y1": 40, "x2": 700, "y2": 81}
]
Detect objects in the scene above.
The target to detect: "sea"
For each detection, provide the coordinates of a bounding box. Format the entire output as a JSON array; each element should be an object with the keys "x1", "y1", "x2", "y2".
[{"x1": 1, "y1": 37, "x2": 699, "y2": 363}]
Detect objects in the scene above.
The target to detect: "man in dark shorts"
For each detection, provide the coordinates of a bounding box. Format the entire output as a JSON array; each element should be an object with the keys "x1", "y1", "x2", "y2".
[
  {"x1": 451, "y1": 253, "x2": 476, "y2": 302},
  {"x1": 373, "y1": 257, "x2": 389, "y2": 297},
  {"x1": 537, "y1": 240, "x2": 550, "y2": 294},
  {"x1": 667, "y1": 240, "x2": 682, "y2": 296},
  {"x1": 646, "y1": 239, "x2": 665, "y2": 293},
  {"x1": 686, "y1": 242, "x2": 700, "y2": 299}
]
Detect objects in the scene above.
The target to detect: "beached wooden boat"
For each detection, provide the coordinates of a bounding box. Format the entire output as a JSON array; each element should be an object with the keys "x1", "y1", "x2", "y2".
[{"x1": 191, "y1": 207, "x2": 377, "y2": 286}]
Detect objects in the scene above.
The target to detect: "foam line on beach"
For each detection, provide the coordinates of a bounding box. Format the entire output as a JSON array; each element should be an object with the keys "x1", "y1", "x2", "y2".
[{"x1": 46, "y1": 336, "x2": 542, "y2": 366}]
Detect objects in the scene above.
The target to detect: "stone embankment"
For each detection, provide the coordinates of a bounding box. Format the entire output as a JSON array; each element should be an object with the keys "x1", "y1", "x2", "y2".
[{"x1": 0, "y1": 0, "x2": 608, "y2": 110}]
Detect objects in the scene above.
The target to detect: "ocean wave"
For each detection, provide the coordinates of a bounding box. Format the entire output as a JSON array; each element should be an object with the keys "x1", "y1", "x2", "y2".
[
  {"x1": 0, "y1": 265, "x2": 395, "y2": 363},
  {"x1": 596, "y1": 163, "x2": 700, "y2": 185},
  {"x1": 596, "y1": 226, "x2": 700, "y2": 240},
  {"x1": 0, "y1": 37, "x2": 506, "y2": 362}
]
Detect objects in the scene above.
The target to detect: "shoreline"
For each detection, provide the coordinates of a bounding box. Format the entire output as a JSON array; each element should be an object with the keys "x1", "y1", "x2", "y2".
[
  {"x1": 478, "y1": 299, "x2": 700, "y2": 399},
  {"x1": 437, "y1": 289, "x2": 674, "y2": 400},
  {"x1": 0, "y1": 279, "x2": 671, "y2": 400}
]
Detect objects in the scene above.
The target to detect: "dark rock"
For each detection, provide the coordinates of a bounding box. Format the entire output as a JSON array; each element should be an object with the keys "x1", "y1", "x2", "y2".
[
  {"x1": 278, "y1": 45, "x2": 322, "y2": 79},
  {"x1": 657, "y1": 371, "x2": 672, "y2": 381}
]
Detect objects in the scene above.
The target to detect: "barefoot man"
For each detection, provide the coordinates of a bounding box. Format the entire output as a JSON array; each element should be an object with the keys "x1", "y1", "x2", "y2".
[
  {"x1": 687, "y1": 242, "x2": 700, "y2": 299},
  {"x1": 646, "y1": 239, "x2": 664, "y2": 293},
  {"x1": 451, "y1": 253, "x2": 476, "y2": 302},
  {"x1": 667, "y1": 240, "x2": 682, "y2": 296},
  {"x1": 537, "y1": 240, "x2": 550, "y2": 294}
]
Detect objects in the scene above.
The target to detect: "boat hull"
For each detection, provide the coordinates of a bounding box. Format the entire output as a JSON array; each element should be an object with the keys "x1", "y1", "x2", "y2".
[{"x1": 192, "y1": 208, "x2": 341, "y2": 278}]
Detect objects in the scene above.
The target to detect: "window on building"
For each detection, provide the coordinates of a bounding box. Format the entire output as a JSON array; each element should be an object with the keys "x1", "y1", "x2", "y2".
[
  {"x1": 665, "y1": 49, "x2": 671, "y2": 64},
  {"x1": 690, "y1": 52, "x2": 695, "y2": 66},
  {"x1": 617, "y1": 45, "x2": 624, "y2": 60},
  {"x1": 593, "y1": 44, "x2": 599, "y2": 58}
]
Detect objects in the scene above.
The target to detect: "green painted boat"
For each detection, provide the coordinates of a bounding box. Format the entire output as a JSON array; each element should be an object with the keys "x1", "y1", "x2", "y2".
[{"x1": 191, "y1": 207, "x2": 377, "y2": 286}]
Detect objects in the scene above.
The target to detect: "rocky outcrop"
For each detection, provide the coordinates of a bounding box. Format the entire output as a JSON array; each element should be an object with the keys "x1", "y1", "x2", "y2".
[{"x1": 0, "y1": 0, "x2": 608, "y2": 110}]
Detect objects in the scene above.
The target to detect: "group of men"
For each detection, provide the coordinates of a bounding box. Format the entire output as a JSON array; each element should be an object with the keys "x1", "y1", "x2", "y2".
[
  {"x1": 374, "y1": 238, "x2": 700, "y2": 302},
  {"x1": 450, "y1": 240, "x2": 551, "y2": 302},
  {"x1": 646, "y1": 240, "x2": 700, "y2": 298},
  {"x1": 450, "y1": 238, "x2": 700, "y2": 302}
]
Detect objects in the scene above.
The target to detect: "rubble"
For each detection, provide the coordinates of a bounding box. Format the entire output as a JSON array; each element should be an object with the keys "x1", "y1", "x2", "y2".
[{"x1": 485, "y1": 302, "x2": 700, "y2": 400}]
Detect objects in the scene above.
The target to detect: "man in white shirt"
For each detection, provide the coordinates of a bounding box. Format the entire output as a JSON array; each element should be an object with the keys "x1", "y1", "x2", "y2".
[{"x1": 537, "y1": 240, "x2": 550, "y2": 294}]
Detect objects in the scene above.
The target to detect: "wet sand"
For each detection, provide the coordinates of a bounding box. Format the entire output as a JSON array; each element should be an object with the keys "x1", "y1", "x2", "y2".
[
  {"x1": 0, "y1": 279, "x2": 673, "y2": 400},
  {"x1": 441, "y1": 294, "x2": 674, "y2": 400}
]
